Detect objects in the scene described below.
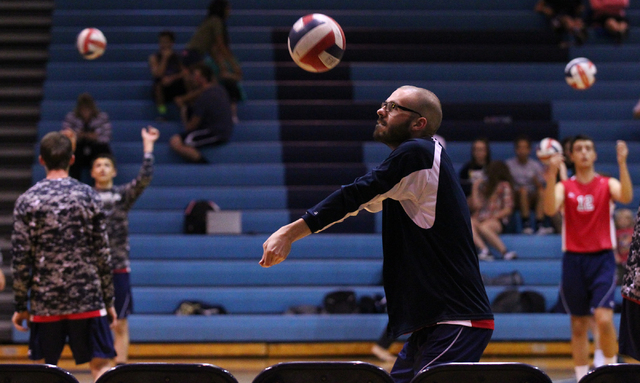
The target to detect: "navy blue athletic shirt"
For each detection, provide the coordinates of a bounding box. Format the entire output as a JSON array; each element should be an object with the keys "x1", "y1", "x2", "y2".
[{"x1": 302, "y1": 137, "x2": 493, "y2": 338}]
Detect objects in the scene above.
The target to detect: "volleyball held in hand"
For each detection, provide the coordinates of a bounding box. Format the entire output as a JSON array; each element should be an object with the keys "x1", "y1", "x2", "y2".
[
  {"x1": 76, "y1": 28, "x2": 107, "y2": 60},
  {"x1": 536, "y1": 137, "x2": 563, "y2": 164},
  {"x1": 288, "y1": 13, "x2": 345, "y2": 73},
  {"x1": 564, "y1": 57, "x2": 596, "y2": 90}
]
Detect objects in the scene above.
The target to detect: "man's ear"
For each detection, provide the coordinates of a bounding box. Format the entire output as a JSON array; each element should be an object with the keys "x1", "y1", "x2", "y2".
[
  {"x1": 68, "y1": 155, "x2": 75, "y2": 166},
  {"x1": 38, "y1": 155, "x2": 45, "y2": 167},
  {"x1": 411, "y1": 117, "x2": 428, "y2": 135}
]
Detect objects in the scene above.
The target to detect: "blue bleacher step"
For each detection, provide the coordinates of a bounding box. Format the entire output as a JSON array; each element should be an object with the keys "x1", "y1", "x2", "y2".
[
  {"x1": 133, "y1": 286, "x2": 386, "y2": 314},
  {"x1": 38, "y1": 120, "x2": 280, "y2": 143},
  {"x1": 51, "y1": 26, "x2": 274, "y2": 45},
  {"x1": 571, "y1": 43, "x2": 640, "y2": 62},
  {"x1": 479, "y1": 260, "x2": 561, "y2": 285},
  {"x1": 40, "y1": 100, "x2": 279, "y2": 121},
  {"x1": 350, "y1": 62, "x2": 640, "y2": 82},
  {"x1": 53, "y1": 0, "x2": 541, "y2": 11},
  {"x1": 130, "y1": 259, "x2": 384, "y2": 286},
  {"x1": 127, "y1": 258, "x2": 559, "y2": 287},
  {"x1": 13, "y1": 313, "x2": 622, "y2": 343},
  {"x1": 128, "y1": 210, "x2": 289, "y2": 234},
  {"x1": 51, "y1": 10, "x2": 547, "y2": 30},
  {"x1": 130, "y1": 285, "x2": 621, "y2": 315},
  {"x1": 47, "y1": 43, "x2": 275, "y2": 63},
  {"x1": 129, "y1": 234, "x2": 383, "y2": 260},
  {"x1": 127, "y1": 233, "x2": 562, "y2": 259},
  {"x1": 43, "y1": 79, "x2": 640, "y2": 103},
  {"x1": 128, "y1": 209, "x2": 375, "y2": 234},
  {"x1": 45, "y1": 62, "x2": 275, "y2": 82}
]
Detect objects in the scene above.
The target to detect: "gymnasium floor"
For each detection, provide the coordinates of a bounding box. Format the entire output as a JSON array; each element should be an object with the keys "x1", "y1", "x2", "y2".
[{"x1": 63, "y1": 355, "x2": 579, "y2": 383}]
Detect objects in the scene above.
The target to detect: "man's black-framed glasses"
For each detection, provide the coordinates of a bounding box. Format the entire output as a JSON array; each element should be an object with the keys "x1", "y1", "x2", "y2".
[{"x1": 381, "y1": 101, "x2": 422, "y2": 117}]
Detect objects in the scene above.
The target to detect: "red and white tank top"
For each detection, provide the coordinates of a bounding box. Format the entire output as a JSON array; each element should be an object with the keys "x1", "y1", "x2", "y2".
[{"x1": 562, "y1": 174, "x2": 615, "y2": 253}]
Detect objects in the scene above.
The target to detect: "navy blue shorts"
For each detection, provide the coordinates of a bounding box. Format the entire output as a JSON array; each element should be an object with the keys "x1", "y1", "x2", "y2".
[
  {"x1": 390, "y1": 325, "x2": 493, "y2": 383},
  {"x1": 114, "y1": 272, "x2": 133, "y2": 319},
  {"x1": 619, "y1": 298, "x2": 640, "y2": 361},
  {"x1": 29, "y1": 316, "x2": 116, "y2": 365},
  {"x1": 560, "y1": 250, "x2": 617, "y2": 316}
]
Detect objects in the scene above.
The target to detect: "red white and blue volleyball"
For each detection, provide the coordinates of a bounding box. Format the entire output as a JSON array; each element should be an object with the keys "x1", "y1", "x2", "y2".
[
  {"x1": 564, "y1": 57, "x2": 596, "y2": 90},
  {"x1": 288, "y1": 13, "x2": 346, "y2": 73},
  {"x1": 76, "y1": 28, "x2": 107, "y2": 60},
  {"x1": 536, "y1": 137, "x2": 563, "y2": 164}
]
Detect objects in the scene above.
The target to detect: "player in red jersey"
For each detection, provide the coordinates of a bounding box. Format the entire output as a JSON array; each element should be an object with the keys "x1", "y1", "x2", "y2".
[{"x1": 544, "y1": 135, "x2": 633, "y2": 382}]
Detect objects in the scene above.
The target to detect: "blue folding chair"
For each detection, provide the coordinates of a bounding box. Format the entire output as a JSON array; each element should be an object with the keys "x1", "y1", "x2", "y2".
[
  {"x1": 579, "y1": 363, "x2": 640, "y2": 383},
  {"x1": 95, "y1": 363, "x2": 238, "y2": 383},
  {"x1": 252, "y1": 361, "x2": 394, "y2": 383},
  {"x1": 0, "y1": 364, "x2": 80, "y2": 383},
  {"x1": 410, "y1": 362, "x2": 553, "y2": 383}
]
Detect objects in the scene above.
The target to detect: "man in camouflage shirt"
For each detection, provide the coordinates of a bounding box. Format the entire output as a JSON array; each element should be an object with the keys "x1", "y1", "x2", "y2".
[
  {"x1": 620, "y1": 205, "x2": 640, "y2": 362},
  {"x1": 12, "y1": 132, "x2": 116, "y2": 381},
  {"x1": 91, "y1": 126, "x2": 158, "y2": 364}
]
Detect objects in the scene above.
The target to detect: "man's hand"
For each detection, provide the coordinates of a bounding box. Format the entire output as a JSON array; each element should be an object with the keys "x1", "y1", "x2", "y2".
[
  {"x1": 545, "y1": 153, "x2": 563, "y2": 183},
  {"x1": 12, "y1": 311, "x2": 29, "y2": 332},
  {"x1": 260, "y1": 219, "x2": 312, "y2": 268},
  {"x1": 617, "y1": 140, "x2": 628, "y2": 165},
  {"x1": 260, "y1": 230, "x2": 293, "y2": 268},
  {"x1": 142, "y1": 126, "x2": 160, "y2": 142},
  {"x1": 142, "y1": 126, "x2": 160, "y2": 153}
]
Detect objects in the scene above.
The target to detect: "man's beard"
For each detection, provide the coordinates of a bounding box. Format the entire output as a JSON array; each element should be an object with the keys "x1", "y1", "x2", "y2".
[{"x1": 373, "y1": 119, "x2": 412, "y2": 147}]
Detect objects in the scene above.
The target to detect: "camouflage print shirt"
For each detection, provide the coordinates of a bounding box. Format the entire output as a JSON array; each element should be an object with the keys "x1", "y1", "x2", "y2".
[
  {"x1": 622, "y1": 206, "x2": 640, "y2": 303},
  {"x1": 95, "y1": 153, "x2": 153, "y2": 271},
  {"x1": 12, "y1": 177, "x2": 114, "y2": 315}
]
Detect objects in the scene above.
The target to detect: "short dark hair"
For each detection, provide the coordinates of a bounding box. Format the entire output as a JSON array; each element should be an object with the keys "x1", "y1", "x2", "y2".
[
  {"x1": 192, "y1": 63, "x2": 214, "y2": 82},
  {"x1": 40, "y1": 132, "x2": 73, "y2": 170},
  {"x1": 571, "y1": 134, "x2": 595, "y2": 152},
  {"x1": 92, "y1": 153, "x2": 117, "y2": 170},
  {"x1": 158, "y1": 30, "x2": 175, "y2": 42}
]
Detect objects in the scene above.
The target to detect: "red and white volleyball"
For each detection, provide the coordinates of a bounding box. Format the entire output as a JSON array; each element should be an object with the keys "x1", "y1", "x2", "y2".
[
  {"x1": 288, "y1": 13, "x2": 345, "y2": 73},
  {"x1": 536, "y1": 137, "x2": 563, "y2": 164},
  {"x1": 564, "y1": 57, "x2": 596, "y2": 90},
  {"x1": 76, "y1": 28, "x2": 107, "y2": 60}
]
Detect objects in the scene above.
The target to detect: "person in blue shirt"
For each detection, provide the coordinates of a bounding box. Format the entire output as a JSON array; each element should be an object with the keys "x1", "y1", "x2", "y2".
[{"x1": 260, "y1": 86, "x2": 494, "y2": 383}]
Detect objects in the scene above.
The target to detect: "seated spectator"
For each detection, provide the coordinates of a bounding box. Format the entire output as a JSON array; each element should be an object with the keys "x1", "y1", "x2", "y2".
[
  {"x1": 169, "y1": 63, "x2": 234, "y2": 164},
  {"x1": 148, "y1": 30, "x2": 187, "y2": 120},
  {"x1": 469, "y1": 160, "x2": 518, "y2": 261},
  {"x1": 459, "y1": 137, "x2": 491, "y2": 199},
  {"x1": 182, "y1": 0, "x2": 244, "y2": 122},
  {"x1": 506, "y1": 135, "x2": 553, "y2": 235},
  {"x1": 589, "y1": 0, "x2": 629, "y2": 43},
  {"x1": 535, "y1": 0, "x2": 588, "y2": 46},
  {"x1": 61, "y1": 93, "x2": 112, "y2": 182},
  {"x1": 615, "y1": 208, "x2": 634, "y2": 285}
]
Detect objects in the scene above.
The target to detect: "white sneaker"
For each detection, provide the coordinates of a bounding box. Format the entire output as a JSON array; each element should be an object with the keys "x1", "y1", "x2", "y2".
[
  {"x1": 478, "y1": 248, "x2": 495, "y2": 261},
  {"x1": 371, "y1": 344, "x2": 396, "y2": 362},
  {"x1": 536, "y1": 226, "x2": 554, "y2": 235},
  {"x1": 522, "y1": 227, "x2": 534, "y2": 235},
  {"x1": 503, "y1": 251, "x2": 518, "y2": 260}
]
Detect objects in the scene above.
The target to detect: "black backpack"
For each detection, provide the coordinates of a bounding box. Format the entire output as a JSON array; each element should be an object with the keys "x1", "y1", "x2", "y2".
[
  {"x1": 184, "y1": 200, "x2": 220, "y2": 234},
  {"x1": 491, "y1": 289, "x2": 546, "y2": 313},
  {"x1": 323, "y1": 290, "x2": 358, "y2": 314}
]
